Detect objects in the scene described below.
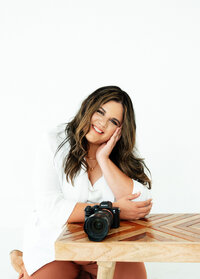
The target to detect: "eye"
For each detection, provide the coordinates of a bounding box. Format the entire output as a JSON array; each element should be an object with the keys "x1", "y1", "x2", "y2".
[
  {"x1": 96, "y1": 109, "x2": 104, "y2": 115},
  {"x1": 110, "y1": 119, "x2": 118, "y2": 126}
]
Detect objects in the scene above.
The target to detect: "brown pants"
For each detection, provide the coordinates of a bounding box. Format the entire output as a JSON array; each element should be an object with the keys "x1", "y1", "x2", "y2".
[{"x1": 19, "y1": 261, "x2": 147, "y2": 279}]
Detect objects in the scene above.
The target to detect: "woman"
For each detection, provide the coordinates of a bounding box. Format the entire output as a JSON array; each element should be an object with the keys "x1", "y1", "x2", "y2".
[{"x1": 10, "y1": 86, "x2": 152, "y2": 279}]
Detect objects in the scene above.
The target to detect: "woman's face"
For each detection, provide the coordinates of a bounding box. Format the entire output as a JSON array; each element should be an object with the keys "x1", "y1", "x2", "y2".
[{"x1": 85, "y1": 100, "x2": 123, "y2": 146}]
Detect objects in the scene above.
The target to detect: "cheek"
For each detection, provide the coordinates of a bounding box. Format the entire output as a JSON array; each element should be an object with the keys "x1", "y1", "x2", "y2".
[
  {"x1": 104, "y1": 128, "x2": 117, "y2": 140},
  {"x1": 90, "y1": 114, "x2": 98, "y2": 123}
]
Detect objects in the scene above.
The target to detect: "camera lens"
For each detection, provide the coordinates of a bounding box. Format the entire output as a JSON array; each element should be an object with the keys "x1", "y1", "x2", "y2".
[
  {"x1": 88, "y1": 216, "x2": 108, "y2": 237},
  {"x1": 92, "y1": 219, "x2": 103, "y2": 232},
  {"x1": 84, "y1": 210, "x2": 113, "y2": 241}
]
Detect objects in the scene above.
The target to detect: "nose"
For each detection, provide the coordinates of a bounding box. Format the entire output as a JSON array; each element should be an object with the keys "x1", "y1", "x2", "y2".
[{"x1": 98, "y1": 118, "x2": 107, "y2": 128}]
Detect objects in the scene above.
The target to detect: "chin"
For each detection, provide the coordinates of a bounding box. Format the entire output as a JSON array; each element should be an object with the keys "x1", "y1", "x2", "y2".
[{"x1": 85, "y1": 134, "x2": 104, "y2": 145}]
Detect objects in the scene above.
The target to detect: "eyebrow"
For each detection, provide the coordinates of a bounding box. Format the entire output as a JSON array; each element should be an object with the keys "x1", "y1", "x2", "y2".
[{"x1": 99, "y1": 107, "x2": 121, "y2": 125}]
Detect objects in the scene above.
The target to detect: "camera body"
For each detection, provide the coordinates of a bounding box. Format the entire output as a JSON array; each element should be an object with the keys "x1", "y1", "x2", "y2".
[{"x1": 84, "y1": 201, "x2": 120, "y2": 242}]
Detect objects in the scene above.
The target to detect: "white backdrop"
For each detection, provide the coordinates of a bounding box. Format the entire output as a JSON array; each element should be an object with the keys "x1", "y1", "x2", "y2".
[{"x1": 1, "y1": 1, "x2": 200, "y2": 278}]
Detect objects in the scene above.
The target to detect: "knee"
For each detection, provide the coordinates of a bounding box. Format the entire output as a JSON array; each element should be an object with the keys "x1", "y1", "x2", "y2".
[{"x1": 114, "y1": 262, "x2": 147, "y2": 279}]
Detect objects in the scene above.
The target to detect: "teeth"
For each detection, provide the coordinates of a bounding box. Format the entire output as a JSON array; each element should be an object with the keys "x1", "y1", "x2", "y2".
[{"x1": 93, "y1": 125, "x2": 103, "y2": 134}]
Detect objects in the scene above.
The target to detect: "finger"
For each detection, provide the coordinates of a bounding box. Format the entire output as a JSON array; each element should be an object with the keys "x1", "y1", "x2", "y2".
[
  {"x1": 135, "y1": 199, "x2": 152, "y2": 207},
  {"x1": 113, "y1": 127, "x2": 121, "y2": 138},
  {"x1": 12, "y1": 262, "x2": 21, "y2": 273},
  {"x1": 112, "y1": 128, "x2": 119, "y2": 137},
  {"x1": 108, "y1": 130, "x2": 119, "y2": 144},
  {"x1": 106, "y1": 136, "x2": 118, "y2": 149},
  {"x1": 138, "y1": 211, "x2": 151, "y2": 219},
  {"x1": 127, "y1": 192, "x2": 141, "y2": 200},
  {"x1": 138, "y1": 203, "x2": 152, "y2": 214},
  {"x1": 108, "y1": 128, "x2": 121, "y2": 146},
  {"x1": 10, "y1": 250, "x2": 23, "y2": 259},
  {"x1": 19, "y1": 265, "x2": 25, "y2": 275},
  {"x1": 116, "y1": 131, "x2": 122, "y2": 142},
  {"x1": 117, "y1": 127, "x2": 122, "y2": 137},
  {"x1": 136, "y1": 209, "x2": 151, "y2": 219}
]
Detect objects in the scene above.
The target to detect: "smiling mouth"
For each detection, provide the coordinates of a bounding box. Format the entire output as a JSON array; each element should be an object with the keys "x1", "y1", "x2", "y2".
[{"x1": 92, "y1": 124, "x2": 104, "y2": 134}]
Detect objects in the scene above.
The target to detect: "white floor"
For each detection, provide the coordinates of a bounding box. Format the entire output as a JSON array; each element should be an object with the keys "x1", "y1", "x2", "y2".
[{"x1": 2, "y1": 227, "x2": 200, "y2": 279}]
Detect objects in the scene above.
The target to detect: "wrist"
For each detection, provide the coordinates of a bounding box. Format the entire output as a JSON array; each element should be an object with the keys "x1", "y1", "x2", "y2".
[
  {"x1": 113, "y1": 201, "x2": 119, "y2": 208},
  {"x1": 97, "y1": 155, "x2": 109, "y2": 166}
]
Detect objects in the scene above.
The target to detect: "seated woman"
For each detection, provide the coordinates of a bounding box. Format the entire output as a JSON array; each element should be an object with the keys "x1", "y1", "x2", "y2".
[{"x1": 10, "y1": 86, "x2": 152, "y2": 279}]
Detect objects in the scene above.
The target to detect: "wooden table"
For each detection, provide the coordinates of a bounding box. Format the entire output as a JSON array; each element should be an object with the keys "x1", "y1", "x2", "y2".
[{"x1": 55, "y1": 214, "x2": 200, "y2": 279}]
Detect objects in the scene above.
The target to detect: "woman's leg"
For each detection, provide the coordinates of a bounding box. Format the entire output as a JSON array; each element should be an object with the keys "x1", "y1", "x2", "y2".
[
  {"x1": 18, "y1": 259, "x2": 146, "y2": 279},
  {"x1": 72, "y1": 261, "x2": 147, "y2": 279},
  {"x1": 113, "y1": 262, "x2": 147, "y2": 279},
  {"x1": 21, "y1": 261, "x2": 80, "y2": 279},
  {"x1": 77, "y1": 261, "x2": 147, "y2": 279},
  {"x1": 79, "y1": 261, "x2": 98, "y2": 279}
]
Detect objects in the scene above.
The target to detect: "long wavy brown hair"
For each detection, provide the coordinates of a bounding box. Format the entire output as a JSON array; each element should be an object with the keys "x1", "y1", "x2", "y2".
[{"x1": 55, "y1": 86, "x2": 152, "y2": 189}]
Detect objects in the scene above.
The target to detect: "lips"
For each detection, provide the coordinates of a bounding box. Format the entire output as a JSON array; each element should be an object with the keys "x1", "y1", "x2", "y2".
[{"x1": 92, "y1": 124, "x2": 104, "y2": 134}]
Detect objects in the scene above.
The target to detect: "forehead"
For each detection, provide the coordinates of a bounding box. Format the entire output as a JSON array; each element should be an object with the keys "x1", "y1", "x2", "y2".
[{"x1": 101, "y1": 101, "x2": 123, "y2": 122}]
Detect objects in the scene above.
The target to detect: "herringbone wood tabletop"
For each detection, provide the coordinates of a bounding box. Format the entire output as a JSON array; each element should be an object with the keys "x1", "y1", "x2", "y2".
[{"x1": 55, "y1": 214, "x2": 200, "y2": 263}]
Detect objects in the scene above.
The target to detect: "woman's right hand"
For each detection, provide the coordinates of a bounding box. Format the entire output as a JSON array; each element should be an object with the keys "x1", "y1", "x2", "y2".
[
  {"x1": 10, "y1": 250, "x2": 24, "y2": 276},
  {"x1": 113, "y1": 192, "x2": 152, "y2": 220}
]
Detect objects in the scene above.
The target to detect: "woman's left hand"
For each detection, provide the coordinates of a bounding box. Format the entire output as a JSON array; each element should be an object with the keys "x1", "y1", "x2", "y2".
[{"x1": 96, "y1": 127, "x2": 121, "y2": 161}]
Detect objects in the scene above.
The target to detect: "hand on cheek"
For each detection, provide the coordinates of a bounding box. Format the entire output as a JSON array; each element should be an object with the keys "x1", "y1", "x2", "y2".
[{"x1": 96, "y1": 127, "x2": 122, "y2": 161}]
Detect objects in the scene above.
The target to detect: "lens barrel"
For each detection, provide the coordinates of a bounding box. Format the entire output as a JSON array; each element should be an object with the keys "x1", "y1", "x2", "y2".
[{"x1": 84, "y1": 210, "x2": 113, "y2": 242}]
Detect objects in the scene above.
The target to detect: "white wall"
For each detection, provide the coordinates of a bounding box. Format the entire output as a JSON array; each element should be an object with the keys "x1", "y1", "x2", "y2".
[{"x1": 1, "y1": 0, "x2": 200, "y2": 278}]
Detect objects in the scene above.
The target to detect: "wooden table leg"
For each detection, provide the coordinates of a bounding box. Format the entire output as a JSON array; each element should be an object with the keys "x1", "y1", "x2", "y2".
[{"x1": 97, "y1": 261, "x2": 116, "y2": 279}]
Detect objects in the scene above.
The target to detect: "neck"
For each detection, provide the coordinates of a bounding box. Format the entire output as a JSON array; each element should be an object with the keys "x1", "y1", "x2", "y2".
[{"x1": 87, "y1": 143, "x2": 100, "y2": 159}]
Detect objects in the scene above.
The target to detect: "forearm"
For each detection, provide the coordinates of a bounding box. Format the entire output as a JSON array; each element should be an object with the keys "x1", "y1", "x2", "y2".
[
  {"x1": 98, "y1": 157, "x2": 133, "y2": 200},
  {"x1": 67, "y1": 202, "x2": 99, "y2": 223},
  {"x1": 67, "y1": 201, "x2": 134, "y2": 224}
]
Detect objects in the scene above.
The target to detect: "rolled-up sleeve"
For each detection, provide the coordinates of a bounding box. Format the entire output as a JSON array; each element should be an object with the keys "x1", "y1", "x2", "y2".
[
  {"x1": 131, "y1": 179, "x2": 152, "y2": 201},
  {"x1": 32, "y1": 130, "x2": 77, "y2": 228}
]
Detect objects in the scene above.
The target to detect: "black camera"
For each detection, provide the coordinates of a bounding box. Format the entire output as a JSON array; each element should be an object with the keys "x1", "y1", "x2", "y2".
[{"x1": 84, "y1": 201, "x2": 120, "y2": 242}]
